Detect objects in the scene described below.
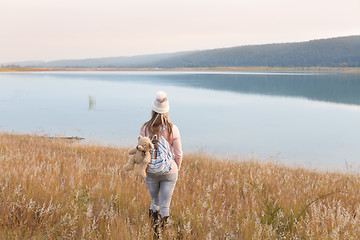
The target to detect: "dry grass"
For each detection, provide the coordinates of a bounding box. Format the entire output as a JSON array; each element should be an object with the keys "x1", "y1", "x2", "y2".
[{"x1": 0, "y1": 133, "x2": 359, "y2": 239}]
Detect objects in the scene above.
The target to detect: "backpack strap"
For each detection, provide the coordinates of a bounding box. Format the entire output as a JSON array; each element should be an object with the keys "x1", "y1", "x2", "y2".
[
  {"x1": 150, "y1": 134, "x2": 158, "y2": 147},
  {"x1": 149, "y1": 125, "x2": 167, "y2": 147}
]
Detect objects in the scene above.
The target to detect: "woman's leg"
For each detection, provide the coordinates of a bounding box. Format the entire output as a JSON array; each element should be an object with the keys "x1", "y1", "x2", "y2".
[
  {"x1": 159, "y1": 172, "x2": 178, "y2": 218},
  {"x1": 145, "y1": 175, "x2": 161, "y2": 212}
]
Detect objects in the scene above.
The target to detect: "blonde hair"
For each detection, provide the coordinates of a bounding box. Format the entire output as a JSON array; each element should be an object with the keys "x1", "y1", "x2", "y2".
[{"x1": 143, "y1": 111, "x2": 173, "y2": 143}]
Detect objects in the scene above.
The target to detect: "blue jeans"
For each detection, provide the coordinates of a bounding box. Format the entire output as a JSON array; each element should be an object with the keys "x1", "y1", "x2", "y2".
[{"x1": 145, "y1": 172, "x2": 178, "y2": 218}]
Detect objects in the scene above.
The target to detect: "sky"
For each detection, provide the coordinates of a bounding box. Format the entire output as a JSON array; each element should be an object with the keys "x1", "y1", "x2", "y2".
[{"x1": 0, "y1": 0, "x2": 359, "y2": 63}]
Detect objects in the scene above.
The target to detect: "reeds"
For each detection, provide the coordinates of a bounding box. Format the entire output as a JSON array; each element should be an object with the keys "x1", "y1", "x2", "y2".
[{"x1": 0, "y1": 133, "x2": 359, "y2": 239}]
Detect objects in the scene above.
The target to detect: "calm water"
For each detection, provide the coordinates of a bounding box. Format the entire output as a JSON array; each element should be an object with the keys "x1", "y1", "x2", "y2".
[{"x1": 1, "y1": 71, "x2": 360, "y2": 170}]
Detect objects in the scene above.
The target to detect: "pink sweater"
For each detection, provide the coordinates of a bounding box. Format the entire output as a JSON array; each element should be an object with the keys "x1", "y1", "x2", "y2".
[{"x1": 140, "y1": 124, "x2": 183, "y2": 173}]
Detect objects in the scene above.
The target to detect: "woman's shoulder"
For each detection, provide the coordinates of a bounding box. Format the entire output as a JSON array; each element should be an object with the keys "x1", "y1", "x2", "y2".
[
  {"x1": 171, "y1": 124, "x2": 181, "y2": 138},
  {"x1": 171, "y1": 123, "x2": 179, "y2": 131},
  {"x1": 140, "y1": 124, "x2": 147, "y2": 136}
]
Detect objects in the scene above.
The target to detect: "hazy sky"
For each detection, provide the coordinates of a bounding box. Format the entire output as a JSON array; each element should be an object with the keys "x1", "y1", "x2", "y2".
[{"x1": 1, "y1": 0, "x2": 359, "y2": 63}]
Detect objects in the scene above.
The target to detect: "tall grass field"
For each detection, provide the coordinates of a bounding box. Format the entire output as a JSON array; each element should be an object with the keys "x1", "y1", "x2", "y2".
[{"x1": 0, "y1": 133, "x2": 359, "y2": 239}]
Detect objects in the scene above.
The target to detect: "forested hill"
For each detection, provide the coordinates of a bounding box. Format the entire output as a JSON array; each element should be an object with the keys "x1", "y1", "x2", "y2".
[
  {"x1": 3, "y1": 35, "x2": 360, "y2": 68},
  {"x1": 152, "y1": 35, "x2": 360, "y2": 68}
]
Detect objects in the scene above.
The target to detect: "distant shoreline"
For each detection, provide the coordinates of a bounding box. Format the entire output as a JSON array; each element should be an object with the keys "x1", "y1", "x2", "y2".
[{"x1": 1, "y1": 66, "x2": 360, "y2": 74}]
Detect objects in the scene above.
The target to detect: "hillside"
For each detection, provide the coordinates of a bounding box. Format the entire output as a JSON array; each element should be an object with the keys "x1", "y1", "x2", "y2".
[
  {"x1": 154, "y1": 35, "x2": 360, "y2": 68},
  {"x1": 0, "y1": 133, "x2": 359, "y2": 239},
  {"x1": 1, "y1": 51, "x2": 196, "y2": 68},
  {"x1": 2, "y1": 35, "x2": 360, "y2": 68}
]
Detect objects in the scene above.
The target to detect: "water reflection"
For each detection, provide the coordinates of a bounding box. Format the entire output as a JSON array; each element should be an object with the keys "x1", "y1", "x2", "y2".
[{"x1": 15, "y1": 71, "x2": 360, "y2": 106}]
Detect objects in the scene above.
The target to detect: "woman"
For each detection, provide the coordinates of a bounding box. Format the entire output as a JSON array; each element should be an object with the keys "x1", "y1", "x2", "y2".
[{"x1": 140, "y1": 91, "x2": 183, "y2": 237}]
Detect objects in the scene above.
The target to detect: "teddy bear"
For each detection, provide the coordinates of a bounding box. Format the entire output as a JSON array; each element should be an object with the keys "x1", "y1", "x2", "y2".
[{"x1": 123, "y1": 136, "x2": 154, "y2": 178}]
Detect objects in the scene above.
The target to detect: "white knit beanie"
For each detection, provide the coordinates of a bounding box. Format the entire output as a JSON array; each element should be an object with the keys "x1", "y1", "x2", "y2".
[{"x1": 152, "y1": 91, "x2": 169, "y2": 114}]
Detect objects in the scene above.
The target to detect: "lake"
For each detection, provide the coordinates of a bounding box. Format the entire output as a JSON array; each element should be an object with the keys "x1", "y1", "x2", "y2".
[{"x1": 1, "y1": 71, "x2": 360, "y2": 170}]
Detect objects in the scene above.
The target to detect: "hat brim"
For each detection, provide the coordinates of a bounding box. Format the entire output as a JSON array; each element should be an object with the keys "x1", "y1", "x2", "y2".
[{"x1": 152, "y1": 104, "x2": 169, "y2": 114}]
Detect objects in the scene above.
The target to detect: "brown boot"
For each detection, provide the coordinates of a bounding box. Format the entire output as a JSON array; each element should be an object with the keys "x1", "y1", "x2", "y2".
[{"x1": 149, "y1": 209, "x2": 159, "y2": 239}]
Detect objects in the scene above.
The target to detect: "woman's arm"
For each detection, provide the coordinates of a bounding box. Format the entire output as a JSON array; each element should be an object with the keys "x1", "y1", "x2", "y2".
[{"x1": 171, "y1": 125, "x2": 183, "y2": 170}]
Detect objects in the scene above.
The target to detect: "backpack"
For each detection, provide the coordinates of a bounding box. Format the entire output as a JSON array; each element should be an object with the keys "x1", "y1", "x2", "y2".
[{"x1": 146, "y1": 128, "x2": 173, "y2": 175}]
